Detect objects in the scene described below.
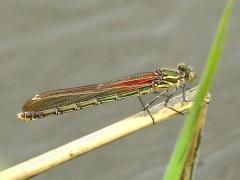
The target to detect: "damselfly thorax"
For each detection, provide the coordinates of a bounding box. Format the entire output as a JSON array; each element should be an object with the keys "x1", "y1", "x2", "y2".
[{"x1": 17, "y1": 63, "x2": 195, "y2": 121}]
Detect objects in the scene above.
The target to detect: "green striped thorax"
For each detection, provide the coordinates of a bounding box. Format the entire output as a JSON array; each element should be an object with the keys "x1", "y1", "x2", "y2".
[{"x1": 154, "y1": 63, "x2": 196, "y2": 89}]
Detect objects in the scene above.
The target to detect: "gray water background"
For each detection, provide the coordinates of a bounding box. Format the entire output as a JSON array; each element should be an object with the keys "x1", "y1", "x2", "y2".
[{"x1": 0, "y1": 0, "x2": 240, "y2": 179}]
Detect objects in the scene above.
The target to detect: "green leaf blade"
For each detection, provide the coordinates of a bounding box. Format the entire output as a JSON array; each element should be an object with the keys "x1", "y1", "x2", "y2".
[{"x1": 163, "y1": 0, "x2": 233, "y2": 179}]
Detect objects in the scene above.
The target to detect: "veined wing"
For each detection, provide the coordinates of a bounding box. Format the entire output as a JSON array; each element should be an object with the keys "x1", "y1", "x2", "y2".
[{"x1": 22, "y1": 72, "x2": 157, "y2": 112}]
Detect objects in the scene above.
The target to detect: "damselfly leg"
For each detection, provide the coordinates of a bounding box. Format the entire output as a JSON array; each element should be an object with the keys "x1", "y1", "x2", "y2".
[
  {"x1": 137, "y1": 85, "x2": 189, "y2": 124},
  {"x1": 144, "y1": 91, "x2": 167, "y2": 110},
  {"x1": 138, "y1": 96, "x2": 155, "y2": 124},
  {"x1": 164, "y1": 88, "x2": 184, "y2": 115}
]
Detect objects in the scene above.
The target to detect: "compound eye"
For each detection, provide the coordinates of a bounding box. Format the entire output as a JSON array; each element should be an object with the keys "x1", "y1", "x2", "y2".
[{"x1": 177, "y1": 63, "x2": 187, "y2": 72}]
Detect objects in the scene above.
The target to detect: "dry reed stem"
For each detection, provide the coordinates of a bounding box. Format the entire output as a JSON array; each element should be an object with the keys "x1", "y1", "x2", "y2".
[
  {"x1": 0, "y1": 86, "x2": 207, "y2": 180},
  {"x1": 181, "y1": 103, "x2": 208, "y2": 180}
]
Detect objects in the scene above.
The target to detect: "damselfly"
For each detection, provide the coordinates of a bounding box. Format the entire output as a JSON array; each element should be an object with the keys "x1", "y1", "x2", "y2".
[{"x1": 17, "y1": 63, "x2": 195, "y2": 122}]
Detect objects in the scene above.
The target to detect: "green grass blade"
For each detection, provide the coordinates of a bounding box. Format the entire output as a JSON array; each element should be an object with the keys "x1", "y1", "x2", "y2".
[{"x1": 163, "y1": 0, "x2": 233, "y2": 179}]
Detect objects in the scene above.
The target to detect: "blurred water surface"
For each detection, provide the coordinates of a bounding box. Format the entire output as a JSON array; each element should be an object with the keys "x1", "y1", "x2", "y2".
[{"x1": 0, "y1": 0, "x2": 240, "y2": 179}]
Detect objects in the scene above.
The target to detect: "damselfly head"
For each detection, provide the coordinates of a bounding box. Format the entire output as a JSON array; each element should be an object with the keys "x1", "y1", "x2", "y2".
[{"x1": 177, "y1": 63, "x2": 196, "y2": 82}]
